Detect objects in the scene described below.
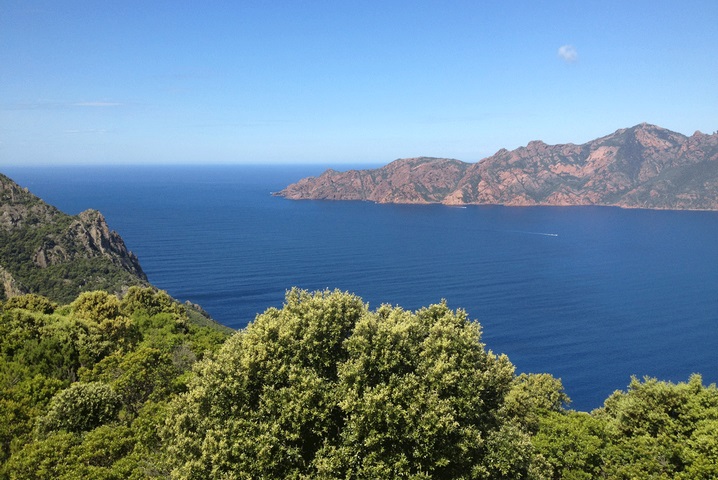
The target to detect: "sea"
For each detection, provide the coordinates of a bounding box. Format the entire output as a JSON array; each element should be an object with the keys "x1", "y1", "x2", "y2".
[{"x1": 4, "y1": 164, "x2": 718, "y2": 411}]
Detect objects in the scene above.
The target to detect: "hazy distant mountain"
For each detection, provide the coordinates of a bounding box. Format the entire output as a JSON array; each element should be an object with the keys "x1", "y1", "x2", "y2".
[
  {"x1": 277, "y1": 124, "x2": 718, "y2": 210},
  {"x1": 0, "y1": 173, "x2": 148, "y2": 303}
]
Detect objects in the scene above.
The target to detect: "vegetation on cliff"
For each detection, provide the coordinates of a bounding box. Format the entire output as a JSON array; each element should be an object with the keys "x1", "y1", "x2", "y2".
[{"x1": 0, "y1": 173, "x2": 148, "y2": 303}]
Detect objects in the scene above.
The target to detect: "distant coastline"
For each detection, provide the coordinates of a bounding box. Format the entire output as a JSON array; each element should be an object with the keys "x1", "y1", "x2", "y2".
[{"x1": 277, "y1": 123, "x2": 718, "y2": 211}]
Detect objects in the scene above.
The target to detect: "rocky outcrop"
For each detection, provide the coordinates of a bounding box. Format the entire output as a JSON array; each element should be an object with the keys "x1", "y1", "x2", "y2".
[
  {"x1": 1, "y1": 173, "x2": 148, "y2": 302},
  {"x1": 31, "y1": 209, "x2": 146, "y2": 278},
  {"x1": 0, "y1": 177, "x2": 63, "y2": 230},
  {"x1": 277, "y1": 124, "x2": 718, "y2": 210},
  {"x1": 0, "y1": 265, "x2": 25, "y2": 300}
]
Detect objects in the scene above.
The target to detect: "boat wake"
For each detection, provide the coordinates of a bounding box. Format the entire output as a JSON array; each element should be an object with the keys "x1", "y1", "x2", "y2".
[{"x1": 507, "y1": 230, "x2": 559, "y2": 237}]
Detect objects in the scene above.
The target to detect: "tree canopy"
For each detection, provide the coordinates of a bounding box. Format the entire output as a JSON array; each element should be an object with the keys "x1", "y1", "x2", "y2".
[
  {"x1": 1, "y1": 287, "x2": 717, "y2": 479},
  {"x1": 0, "y1": 287, "x2": 230, "y2": 479},
  {"x1": 163, "y1": 288, "x2": 541, "y2": 479}
]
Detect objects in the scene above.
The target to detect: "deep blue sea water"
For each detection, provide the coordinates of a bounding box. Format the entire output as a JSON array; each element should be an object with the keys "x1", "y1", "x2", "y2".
[{"x1": 5, "y1": 164, "x2": 718, "y2": 411}]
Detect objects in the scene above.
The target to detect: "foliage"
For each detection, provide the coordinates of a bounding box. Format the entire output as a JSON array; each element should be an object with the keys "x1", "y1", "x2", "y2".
[
  {"x1": 2, "y1": 426, "x2": 146, "y2": 480},
  {"x1": 97, "y1": 347, "x2": 179, "y2": 415},
  {"x1": 2, "y1": 285, "x2": 718, "y2": 478},
  {"x1": 121, "y1": 286, "x2": 183, "y2": 318},
  {"x1": 502, "y1": 373, "x2": 570, "y2": 433},
  {"x1": 0, "y1": 361, "x2": 64, "y2": 464},
  {"x1": 596, "y1": 374, "x2": 718, "y2": 479},
  {"x1": 533, "y1": 375, "x2": 718, "y2": 479},
  {"x1": 1, "y1": 430, "x2": 80, "y2": 479},
  {"x1": 2, "y1": 293, "x2": 57, "y2": 314},
  {"x1": 72, "y1": 290, "x2": 123, "y2": 321},
  {"x1": 36, "y1": 381, "x2": 123, "y2": 435},
  {"x1": 0, "y1": 287, "x2": 231, "y2": 479},
  {"x1": 163, "y1": 288, "x2": 538, "y2": 479},
  {"x1": 532, "y1": 411, "x2": 606, "y2": 479}
]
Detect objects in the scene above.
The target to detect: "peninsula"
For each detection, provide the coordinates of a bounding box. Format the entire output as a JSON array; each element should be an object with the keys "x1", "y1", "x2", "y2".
[{"x1": 277, "y1": 124, "x2": 718, "y2": 210}]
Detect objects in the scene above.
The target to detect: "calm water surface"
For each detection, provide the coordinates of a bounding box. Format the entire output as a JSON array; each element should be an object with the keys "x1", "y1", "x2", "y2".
[{"x1": 5, "y1": 165, "x2": 718, "y2": 411}]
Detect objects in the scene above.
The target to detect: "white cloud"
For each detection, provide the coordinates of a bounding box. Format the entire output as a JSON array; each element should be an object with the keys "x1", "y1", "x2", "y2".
[{"x1": 557, "y1": 44, "x2": 578, "y2": 63}]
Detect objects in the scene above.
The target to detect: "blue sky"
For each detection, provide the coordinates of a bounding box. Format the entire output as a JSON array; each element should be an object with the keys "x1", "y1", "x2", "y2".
[{"x1": 1, "y1": 1, "x2": 716, "y2": 166}]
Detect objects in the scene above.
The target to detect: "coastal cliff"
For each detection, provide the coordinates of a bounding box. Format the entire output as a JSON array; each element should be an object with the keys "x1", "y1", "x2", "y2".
[
  {"x1": 277, "y1": 124, "x2": 718, "y2": 210},
  {"x1": 0, "y1": 173, "x2": 148, "y2": 302}
]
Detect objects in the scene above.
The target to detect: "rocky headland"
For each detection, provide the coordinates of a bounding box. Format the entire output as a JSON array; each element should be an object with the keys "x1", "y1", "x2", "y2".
[
  {"x1": 277, "y1": 124, "x2": 718, "y2": 210},
  {"x1": 0, "y1": 173, "x2": 148, "y2": 302}
]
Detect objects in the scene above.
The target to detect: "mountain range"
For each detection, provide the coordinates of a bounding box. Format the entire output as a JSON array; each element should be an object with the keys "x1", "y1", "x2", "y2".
[{"x1": 277, "y1": 124, "x2": 718, "y2": 210}]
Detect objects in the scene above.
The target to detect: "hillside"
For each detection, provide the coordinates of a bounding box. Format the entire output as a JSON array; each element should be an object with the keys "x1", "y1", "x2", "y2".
[
  {"x1": 277, "y1": 124, "x2": 718, "y2": 210},
  {"x1": 0, "y1": 173, "x2": 149, "y2": 303}
]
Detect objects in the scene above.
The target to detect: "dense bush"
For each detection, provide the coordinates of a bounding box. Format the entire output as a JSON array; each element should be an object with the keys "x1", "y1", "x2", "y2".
[
  {"x1": 163, "y1": 289, "x2": 544, "y2": 479},
  {"x1": 36, "y1": 381, "x2": 123, "y2": 435},
  {"x1": 0, "y1": 287, "x2": 230, "y2": 478},
  {"x1": 1, "y1": 287, "x2": 717, "y2": 479}
]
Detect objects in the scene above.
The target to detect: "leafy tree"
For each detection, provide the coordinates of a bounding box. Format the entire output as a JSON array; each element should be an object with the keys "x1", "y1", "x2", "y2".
[
  {"x1": 0, "y1": 309, "x2": 44, "y2": 362},
  {"x1": 0, "y1": 431, "x2": 79, "y2": 479},
  {"x1": 594, "y1": 374, "x2": 718, "y2": 479},
  {"x1": 2, "y1": 294, "x2": 57, "y2": 314},
  {"x1": 36, "y1": 382, "x2": 123, "y2": 435},
  {"x1": 0, "y1": 287, "x2": 231, "y2": 477},
  {"x1": 163, "y1": 289, "x2": 534, "y2": 479},
  {"x1": 110, "y1": 347, "x2": 178, "y2": 415},
  {"x1": 71, "y1": 290, "x2": 122, "y2": 322},
  {"x1": 0, "y1": 307, "x2": 82, "y2": 381},
  {"x1": 59, "y1": 424, "x2": 138, "y2": 479},
  {"x1": 1, "y1": 425, "x2": 142, "y2": 480},
  {"x1": 6, "y1": 286, "x2": 718, "y2": 478},
  {"x1": 121, "y1": 286, "x2": 183, "y2": 320},
  {"x1": 0, "y1": 361, "x2": 64, "y2": 464},
  {"x1": 532, "y1": 374, "x2": 718, "y2": 479},
  {"x1": 532, "y1": 411, "x2": 606, "y2": 479},
  {"x1": 70, "y1": 291, "x2": 139, "y2": 365},
  {"x1": 681, "y1": 418, "x2": 718, "y2": 479},
  {"x1": 502, "y1": 373, "x2": 570, "y2": 433}
]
